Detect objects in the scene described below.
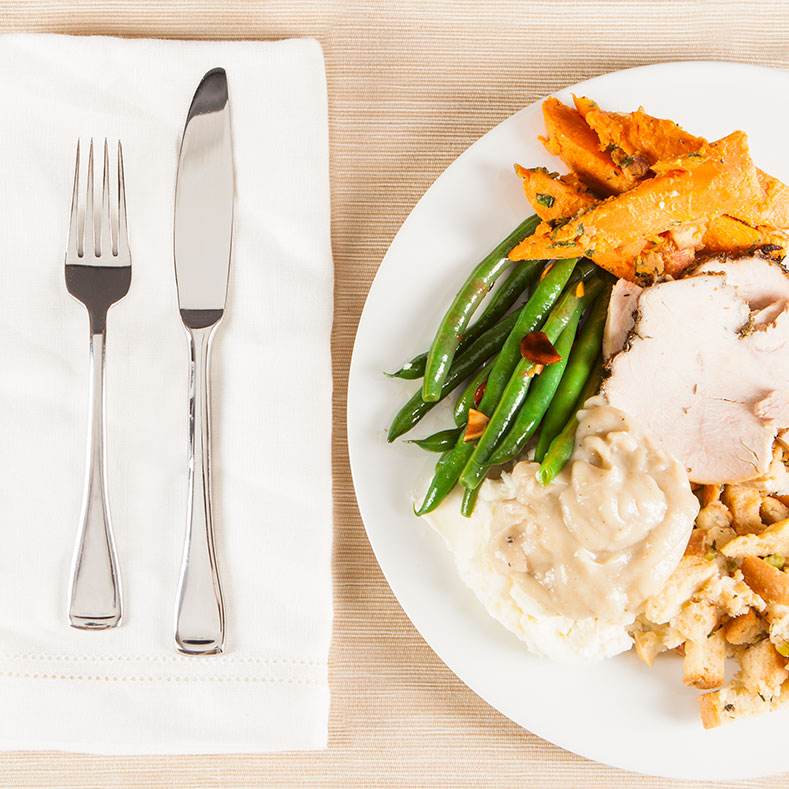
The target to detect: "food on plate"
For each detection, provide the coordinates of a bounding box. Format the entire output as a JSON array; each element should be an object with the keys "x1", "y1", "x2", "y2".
[
  {"x1": 531, "y1": 294, "x2": 608, "y2": 465},
  {"x1": 386, "y1": 93, "x2": 789, "y2": 727},
  {"x1": 510, "y1": 131, "x2": 766, "y2": 281},
  {"x1": 539, "y1": 96, "x2": 636, "y2": 194},
  {"x1": 514, "y1": 164, "x2": 597, "y2": 223},
  {"x1": 488, "y1": 398, "x2": 698, "y2": 621},
  {"x1": 603, "y1": 256, "x2": 789, "y2": 483},
  {"x1": 601, "y1": 278, "x2": 641, "y2": 360},
  {"x1": 512, "y1": 97, "x2": 789, "y2": 282},
  {"x1": 415, "y1": 260, "x2": 606, "y2": 516},
  {"x1": 631, "y1": 471, "x2": 789, "y2": 728},
  {"x1": 424, "y1": 396, "x2": 698, "y2": 661},
  {"x1": 423, "y1": 483, "x2": 635, "y2": 662}
]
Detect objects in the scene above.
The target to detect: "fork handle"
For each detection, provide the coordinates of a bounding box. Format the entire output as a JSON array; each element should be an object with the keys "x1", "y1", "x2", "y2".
[
  {"x1": 175, "y1": 324, "x2": 225, "y2": 655},
  {"x1": 68, "y1": 328, "x2": 123, "y2": 629}
]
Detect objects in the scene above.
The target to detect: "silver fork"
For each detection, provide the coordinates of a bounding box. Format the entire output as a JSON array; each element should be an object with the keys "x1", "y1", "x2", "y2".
[{"x1": 65, "y1": 139, "x2": 131, "y2": 630}]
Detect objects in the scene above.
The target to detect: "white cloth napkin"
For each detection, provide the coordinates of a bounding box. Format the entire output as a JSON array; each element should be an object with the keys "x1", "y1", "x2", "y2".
[{"x1": 0, "y1": 34, "x2": 333, "y2": 754}]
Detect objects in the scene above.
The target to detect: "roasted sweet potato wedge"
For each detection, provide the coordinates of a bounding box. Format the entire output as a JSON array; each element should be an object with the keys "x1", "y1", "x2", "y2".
[
  {"x1": 568, "y1": 97, "x2": 789, "y2": 229},
  {"x1": 540, "y1": 97, "x2": 635, "y2": 196},
  {"x1": 701, "y1": 215, "x2": 765, "y2": 255},
  {"x1": 734, "y1": 169, "x2": 789, "y2": 229},
  {"x1": 509, "y1": 131, "x2": 763, "y2": 282},
  {"x1": 573, "y1": 95, "x2": 706, "y2": 168},
  {"x1": 514, "y1": 165, "x2": 598, "y2": 222},
  {"x1": 591, "y1": 225, "x2": 704, "y2": 281},
  {"x1": 588, "y1": 240, "x2": 648, "y2": 281}
]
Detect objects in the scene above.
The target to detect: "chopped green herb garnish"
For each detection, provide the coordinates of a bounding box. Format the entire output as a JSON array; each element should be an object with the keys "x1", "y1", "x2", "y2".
[
  {"x1": 535, "y1": 193, "x2": 555, "y2": 208},
  {"x1": 765, "y1": 555, "x2": 786, "y2": 570},
  {"x1": 547, "y1": 240, "x2": 577, "y2": 248},
  {"x1": 548, "y1": 216, "x2": 569, "y2": 232}
]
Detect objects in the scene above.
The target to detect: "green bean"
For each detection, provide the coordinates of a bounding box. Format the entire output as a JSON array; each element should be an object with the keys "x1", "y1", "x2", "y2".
[
  {"x1": 385, "y1": 352, "x2": 429, "y2": 381},
  {"x1": 415, "y1": 258, "x2": 579, "y2": 515},
  {"x1": 406, "y1": 428, "x2": 462, "y2": 453},
  {"x1": 435, "y1": 449, "x2": 452, "y2": 472},
  {"x1": 454, "y1": 363, "x2": 491, "y2": 428},
  {"x1": 534, "y1": 286, "x2": 612, "y2": 462},
  {"x1": 387, "y1": 308, "x2": 520, "y2": 442},
  {"x1": 422, "y1": 215, "x2": 541, "y2": 401},
  {"x1": 456, "y1": 455, "x2": 488, "y2": 493},
  {"x1": 536, "y1": 361, "x2": 603, "y2": 486},
  {"x1": 470, "y1": 259, "x2": 542, "y2": 339},
  {"x1": 416, "y1": 443, "x2": 473, "y2": 515},
  {"x1": 385, "y1": 260, "x2": 541, "y2": 380},
  {"x1": 486, "y1": 311, "x2": 581, "y2": 466},
  {"x1": 459, "y1": 277, "x2": 604, "y2": 488},
  {"x1": 461, "y1": 484, "x2": 481, "y2": 518}
]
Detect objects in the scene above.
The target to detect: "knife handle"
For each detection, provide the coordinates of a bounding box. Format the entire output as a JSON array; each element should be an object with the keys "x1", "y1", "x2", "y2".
[
  {"x1": 68, "y1": 328, "x2": 123, "y2": 629},
  {"x1": 175, "y1": 324, "x2": 225, "y2": 655}
]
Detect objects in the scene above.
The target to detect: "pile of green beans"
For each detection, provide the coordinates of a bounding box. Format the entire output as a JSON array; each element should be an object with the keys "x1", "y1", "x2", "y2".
[
  {"x1": 386, "y1": 215, "x2": 613, "y2": 516},
  {"x1": 458, "y1": 277, "x2": 605, "y2": 491}
]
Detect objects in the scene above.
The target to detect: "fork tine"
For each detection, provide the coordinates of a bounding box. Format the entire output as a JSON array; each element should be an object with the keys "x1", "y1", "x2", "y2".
[
  {"x1": 116, "y1": 140, "x2": 129, "y2": 257},
  {"x1": 100, "y1": 138, "x2": 113, "y2": 258},
  {"x1": 85, "y1": 139, "x2": 96, "y2": 256},
  {"x1": 67, "y1": 140, "x2": 82, "y2": 258}
]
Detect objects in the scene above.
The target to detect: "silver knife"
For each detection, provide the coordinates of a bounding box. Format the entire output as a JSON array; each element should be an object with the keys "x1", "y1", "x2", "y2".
[{"x1": 173, "y1": 68, "x2": 234, "y2": 655}]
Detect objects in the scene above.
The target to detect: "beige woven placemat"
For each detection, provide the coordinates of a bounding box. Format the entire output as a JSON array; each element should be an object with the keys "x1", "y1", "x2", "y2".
[{"x1": 2, "y1": 1, "x2": 789, "y2": 786}]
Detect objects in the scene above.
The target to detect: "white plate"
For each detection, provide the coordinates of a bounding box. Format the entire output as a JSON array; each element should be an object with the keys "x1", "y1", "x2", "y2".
[{"x1": 347, "y1": 62, "x2": 789, "y2": 780}]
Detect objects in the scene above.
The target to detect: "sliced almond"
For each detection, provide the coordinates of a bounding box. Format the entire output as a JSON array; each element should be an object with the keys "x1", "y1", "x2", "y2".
[
  {"x1": 520, "y1": 331, "x2": 561, "y2": 365},
  {"x1": 463, "y1": 409, "x2": 489, "y2": 442}
]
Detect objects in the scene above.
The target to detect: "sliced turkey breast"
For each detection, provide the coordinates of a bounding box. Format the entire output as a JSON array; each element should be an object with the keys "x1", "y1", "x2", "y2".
[
  {"x1": 603, "y1": 278, "x2": 642, "y2": 360},
  {"x1": 602, "y1": 257, "x2": 789, "y2": 483},
  {"x1": 695, "y1": 256, "x2": 789, "y2": 327}
]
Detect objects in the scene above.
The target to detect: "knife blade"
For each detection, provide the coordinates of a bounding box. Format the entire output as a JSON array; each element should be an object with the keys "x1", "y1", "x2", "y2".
[
  {"x1": 173, "y1": 68, "x2": 234, "y2": 656},
  {"x1": 174, "y1": 68, "x2": 234, "y2": 324}
]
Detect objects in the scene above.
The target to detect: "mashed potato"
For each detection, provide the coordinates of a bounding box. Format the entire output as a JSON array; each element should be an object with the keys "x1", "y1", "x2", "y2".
[{"x1": 422, "y1": 398, "x2": 699, "y2": 663}]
